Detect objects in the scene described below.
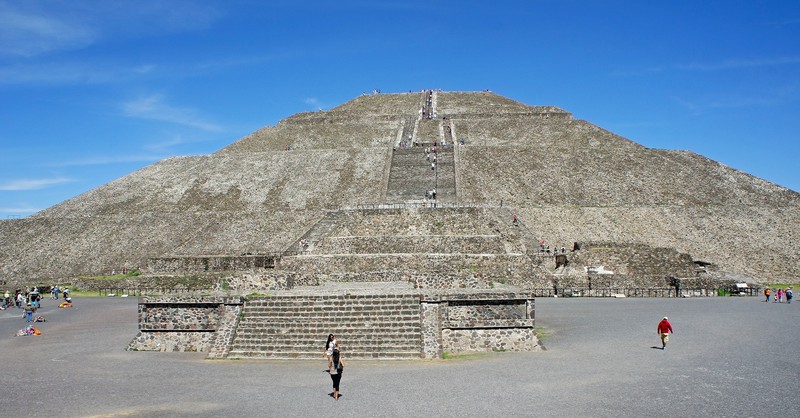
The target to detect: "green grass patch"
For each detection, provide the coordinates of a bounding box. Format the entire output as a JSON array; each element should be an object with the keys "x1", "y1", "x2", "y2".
[
  {"x1": 64, "y1": 290, "x2": 104, "y2": 298},
  {"x1": 534, "y1": 325, "x2": 552, "y2": 343},
  {"x1": 441, "y1": 351, "x2": 489, "y2": 360},
  {"x1": 763, "y1": 283, "x2": 799, "y2": 290}
]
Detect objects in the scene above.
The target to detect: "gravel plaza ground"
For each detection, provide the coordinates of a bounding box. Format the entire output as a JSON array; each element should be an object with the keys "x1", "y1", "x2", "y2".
[{"x1": 1, "y1": 294, "x2": 798, "y2": 417}]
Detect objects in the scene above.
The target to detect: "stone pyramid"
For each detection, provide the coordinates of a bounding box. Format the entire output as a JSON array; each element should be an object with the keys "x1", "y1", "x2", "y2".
[{"x1": 1, "y1": 91, "x2": 798, "y2": 285}]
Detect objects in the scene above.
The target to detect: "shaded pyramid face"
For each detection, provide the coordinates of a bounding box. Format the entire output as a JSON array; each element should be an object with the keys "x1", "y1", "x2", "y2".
[{"x1": 0, "y1": 91, "x2": 798, "y2": 282}]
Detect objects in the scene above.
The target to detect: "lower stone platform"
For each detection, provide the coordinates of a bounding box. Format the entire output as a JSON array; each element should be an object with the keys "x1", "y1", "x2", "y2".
[{"x1": 126, "y1": 286, "x2": 539, "y2": 359}]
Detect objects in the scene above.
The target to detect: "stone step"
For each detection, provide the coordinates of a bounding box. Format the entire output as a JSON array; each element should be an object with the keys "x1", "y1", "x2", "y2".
[
  {"x1": 237, "y1": 325, "x2": 421, "y2": 334},
  {"x1": 233, "y1": 334, "x2": 420, "y2": 343},
  {"x1": 232, "y1": 341, "x2": 420, "y2": 351},
  {"x1": 242, "y1": 309, "x2": 420, "y2": 316},
  {"x1": 234, "y1": 330, "x2": 419, "y2": 338},
  {"x1": 230, "y1": 295, "x2": 424, "y2": 359},
  {"x1": 232, "y1": 348, "x2": 420, "y2": 357},
  {"x1": 242, "y1": 305, "x2": 420, "y2": 312},
  {"x1": 244, "y1": 300, "x2": 420, "y2": 306},
  {"x1": 244, "y1": 302, "x2": 419, "y2": 309},
  {"x1": 241, "y1": 312, "x2": 420, "y2": 319},
  {"x1": 242, "y1": 306, "x2": 420, "y2": 313},
  {"x1": 241, "y1": 312, "x2": 419, "y2": 319},
  {"x1": 233, "y1": 328, "x2": 421, "y2": 338},
  {"x1": 247, "y1": 294, "x2": 419, "y2": 301},
  {"x1": 247, "y1": 301, "x2": 420, "y2": 306},
  {"x1": 227, "y1": 350, "x2": 422, "y2": 360},
  {"x1": 239, "y1": 319, "x2": 421, "y2": 326}
]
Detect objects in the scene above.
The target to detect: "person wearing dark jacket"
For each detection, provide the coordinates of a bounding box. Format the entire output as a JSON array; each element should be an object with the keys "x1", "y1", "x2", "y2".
[
  {"x1": 23, "y1": 303, "x2": 36, "y2": 322},
  {"x1": 657, "y1": 317, "x2": 673, "y2": 350}
]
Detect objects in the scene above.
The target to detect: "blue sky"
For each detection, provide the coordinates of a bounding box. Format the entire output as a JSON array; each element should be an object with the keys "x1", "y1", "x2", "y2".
[{"x1": 1, "y1": 0, "x2": 799, "y2": 217}]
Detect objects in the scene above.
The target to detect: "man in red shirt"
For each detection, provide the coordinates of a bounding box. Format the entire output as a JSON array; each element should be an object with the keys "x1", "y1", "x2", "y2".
[{"x1": 657, "y1": 317, "x2": 673, "y2": 350}]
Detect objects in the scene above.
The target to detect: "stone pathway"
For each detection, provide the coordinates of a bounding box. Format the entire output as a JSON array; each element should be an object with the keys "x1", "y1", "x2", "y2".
[{"x1": 1, "y1": 295, "x2": 797, "y2": 417}]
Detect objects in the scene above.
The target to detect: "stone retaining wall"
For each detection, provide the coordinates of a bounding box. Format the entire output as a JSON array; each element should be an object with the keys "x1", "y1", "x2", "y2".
[
  {"x1": 146, "y1": 256, "x2": 276, "y2": 274},
  {"x1": 279, "y1": 253, "x2": 538, "y2": 281},
  {"x1": 129, "y1": 291, "x2": 538, "y2": 359},
  {"x1": 572, "y1": 243, "x2": 696, "y2": 278},
  {"x1": 420, "y1": 292, "x2": 537, "y2": 358},
  {"x1": 127, "y1": 297, "x2": 243, "y2": 353}
]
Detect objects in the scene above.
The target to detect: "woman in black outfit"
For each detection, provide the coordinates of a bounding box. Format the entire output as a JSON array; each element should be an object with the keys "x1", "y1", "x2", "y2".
[{"x1": 329, "y1": 343, "x2": 345, "y2": 400}]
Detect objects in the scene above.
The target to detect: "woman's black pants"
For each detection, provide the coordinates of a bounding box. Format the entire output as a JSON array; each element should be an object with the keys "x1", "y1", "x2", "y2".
[{"x1": 330, "y1": 372, "x2": 342, "y2": 391}]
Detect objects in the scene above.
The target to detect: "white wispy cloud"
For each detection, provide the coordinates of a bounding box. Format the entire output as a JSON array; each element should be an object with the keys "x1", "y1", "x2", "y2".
[
  {"x1": 0, "y1": 62, "x2": 159, "y2": 86},
  {"x1": 122, "y1": 94, "x2": 223, "y2": 132},
  {"x1": 0, "y1": 1, "x2": 222, "y2": 57},
  {"x1": 0, "y1": 177, "x2": 74, "y2": 191},
  {"x1": 0, "y1": 1, "x2": 96, "y2": 57}
]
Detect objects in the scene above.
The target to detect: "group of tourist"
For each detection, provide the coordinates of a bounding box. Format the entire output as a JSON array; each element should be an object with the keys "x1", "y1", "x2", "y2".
[
  {"x1": 5, "y1": 285, "x2": 75, "y2": 336},
  {"x1": 422, "y1": 143, "x2": 443, "y2": 203},
  {"x1": 2, "y1": 287, "x2": 49, "y2": 310},
  {"x1": 422, "y1": 90, "x2": 435, "y2": 119},
  {"x1": 763, "y1": 287, "x2": 793, "y2": 303},
  {"x1": 2, "y1": 286, "x2": 74, "y2": 313},
  {"x1": 50, "y1": 285, "x2": 70, "y2": 300},
  {"x1": 538, "y1": 242, "x2": 567, "y2": 255}
]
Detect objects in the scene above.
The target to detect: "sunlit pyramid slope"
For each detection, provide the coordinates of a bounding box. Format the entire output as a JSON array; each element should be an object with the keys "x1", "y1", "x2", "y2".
[{"x1": 0, "y1": 91, "x2": 797, "y2": 282}]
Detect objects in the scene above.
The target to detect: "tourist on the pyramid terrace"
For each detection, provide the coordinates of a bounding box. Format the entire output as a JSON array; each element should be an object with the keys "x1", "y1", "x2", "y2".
[
  {"x1": 764, "y1": 287, "x2": 771, "y2": 302},
  {"x1": 3, "y1": 289, "x2": 10, "y2": 308},
  {"x1": 785, "y1": 288, "x2": 793, "y2": 304},
  {"x1": 59, "y1": 298, "x2": 73, "y2": 308},
  {"x1": 657, "y1": 317, "x2": 673, "y2": 350},
  {"x1": 775, "y1": 288, "x2": 783, "y2": 303},
  {"x1": 63, "y1": 287, "x2": 70, "y2": 300}
]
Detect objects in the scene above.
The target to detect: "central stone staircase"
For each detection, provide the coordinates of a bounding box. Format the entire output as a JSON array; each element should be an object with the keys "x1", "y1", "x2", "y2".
[
  {"x1": 385, "y1": 145, "x2": 456, "y2": 203},
  {"x1": 227, "y1": 293, "x2": 423, "y2": 359}
]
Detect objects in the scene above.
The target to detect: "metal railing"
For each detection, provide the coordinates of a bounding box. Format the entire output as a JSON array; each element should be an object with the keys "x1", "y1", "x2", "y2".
[
  {"x1": 529, "y1": 287, "x2": 761, "y2": 298},
  {"x1": 96, "y1": 287, "x2": 208, "y2": 297}
]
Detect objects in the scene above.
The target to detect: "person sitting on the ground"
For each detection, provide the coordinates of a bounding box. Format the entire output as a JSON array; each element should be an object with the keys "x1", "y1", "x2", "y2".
[
  {"x1": 59, "y1": 298, "x2": 73, "y2": 308},
  {"x1": 17, "y1": 325, "x2": 41, "y2": 336}
]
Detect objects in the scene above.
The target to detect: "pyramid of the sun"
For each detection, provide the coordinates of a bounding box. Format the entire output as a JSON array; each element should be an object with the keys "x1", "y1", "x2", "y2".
[{"x1": 1, "y1": 91, "x2": 798, "y2": 284}]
